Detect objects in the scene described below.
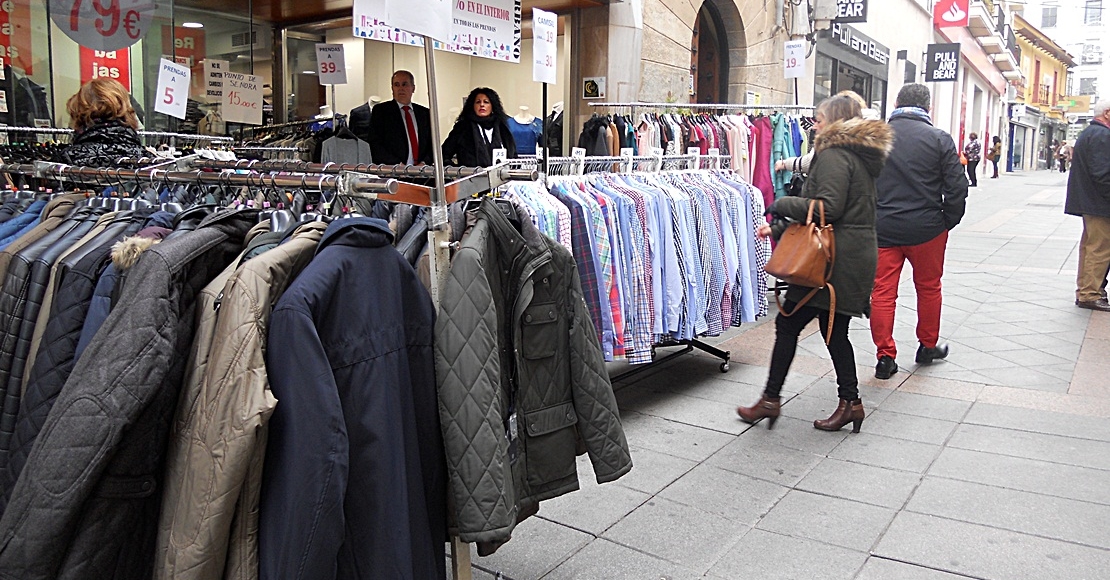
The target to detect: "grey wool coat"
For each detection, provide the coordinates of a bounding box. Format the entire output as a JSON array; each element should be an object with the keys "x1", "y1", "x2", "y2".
[{"x1": 769, "y1": 118, "x2": 894, "y2": 317}]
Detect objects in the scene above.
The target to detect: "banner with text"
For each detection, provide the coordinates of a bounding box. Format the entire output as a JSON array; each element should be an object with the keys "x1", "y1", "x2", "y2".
[
  {"x1": 79, "y1": 47, "x2": 131, "y2": 89},
  {"x1": 222, "y1": 72, "x2": 263, "y2": 125},
  {"x1": 315, "y1": 43, "x2": 348, "y2": 84},
  {"x1": 783, "y1": 40, "x2": 806, "y2": 78},
  {"x1": 834, "y1": 0, "x2": 868, "y2": 23},
  {"x1": 531, "y1": 8, "x2": 556, "y2": 84},
  {"x1": 352, "y1": 0, "x2": 522, "y2": 63},
  {"x1": 925, "y1": 43, "x2": 961, "y2": 82}
]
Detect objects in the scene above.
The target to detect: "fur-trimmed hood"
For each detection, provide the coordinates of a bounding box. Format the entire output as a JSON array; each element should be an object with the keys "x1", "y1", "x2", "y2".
[
  {"x1": 814, "y1": 118, "x2": 894, "y2": 177},
  {"x1": 111, "y1": 236, "x2": 160, "y2": 270}
]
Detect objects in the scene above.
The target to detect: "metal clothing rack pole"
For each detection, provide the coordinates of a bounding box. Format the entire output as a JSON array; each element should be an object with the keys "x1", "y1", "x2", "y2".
[
  {"x1": 0, "y1": 126, "x2": 234, "y2": 143},
  {"x1": 241, "y1": 114, "x2": 344, "y2": 134},
  {"x1": 588, "y1": 102, "x2": 816, "y2": 111}
]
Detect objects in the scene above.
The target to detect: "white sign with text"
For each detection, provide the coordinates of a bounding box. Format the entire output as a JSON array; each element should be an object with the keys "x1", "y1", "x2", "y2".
[
  {"x1": 222, "y1": 72, "x2": 264, "y2": 125},
  {"x1": 203, "y1": 59, "x2": 229, "y2": 103},
  {"x1": 784, "y1": 40, "x2": 806, "y2": 79},
  {"x1": 154, "y1": 58, "x2": 190, "y2": 120},
  {"x1": 532, "y1": 8, "x2": 557, "y2": 84},
  {"x1": 315, "y1": 43, "x2": 348, "y2": 84}
]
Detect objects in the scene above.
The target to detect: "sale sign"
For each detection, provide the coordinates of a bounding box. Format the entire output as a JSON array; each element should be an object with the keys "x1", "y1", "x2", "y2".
[
  {"x1": 49, "y1": 0, "x2": 154, "y2": 52},
  {"x1": 532, "y1": 8, "x2": 556, "y2": 84},
  {"x1": 933, "y1": 0, "x2": 969, "y2": 29},
  {"x1": 162, "y1": 25, "x2": 205, "y2": 95},
  {"x1": 79, "y1": 47, "x2": 130, "y2": 89},
  {"x1": 314, "y1": 43, "x2": 347, "y2": 84},
  {"x1": 154, "y1": 58, "x2": 189, "y2": 119},
  {"x1": 222, "y1": 71, "x2": 263, "y2": 125},
  {"x1": 783, "y1": 39, "x2": 805, "y2": 79}
]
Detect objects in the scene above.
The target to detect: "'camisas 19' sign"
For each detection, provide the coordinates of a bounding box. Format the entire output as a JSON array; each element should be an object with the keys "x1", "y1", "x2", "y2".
[{"x1": 49, "y1": 0, "x2": 154, "y2": 52}]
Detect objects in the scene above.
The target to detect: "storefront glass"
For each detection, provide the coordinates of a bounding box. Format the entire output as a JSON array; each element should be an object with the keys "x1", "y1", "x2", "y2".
[{"x1": 814, "y1": 53, "x2": 834, "y2": 104}]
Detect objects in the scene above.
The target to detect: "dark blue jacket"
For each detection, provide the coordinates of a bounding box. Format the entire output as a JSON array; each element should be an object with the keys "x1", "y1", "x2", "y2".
[
  {"x1": 260, "y1": 218, "x2": 446, "y2": 580},
  {"x1": 1065, "y1": 120, "x2": 1110, "y2": 218}
]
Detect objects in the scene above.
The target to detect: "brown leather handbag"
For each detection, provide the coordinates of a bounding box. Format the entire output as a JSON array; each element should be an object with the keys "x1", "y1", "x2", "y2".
[{"x1": 764, "y1": 199, "x2": 837, "y2": 343}]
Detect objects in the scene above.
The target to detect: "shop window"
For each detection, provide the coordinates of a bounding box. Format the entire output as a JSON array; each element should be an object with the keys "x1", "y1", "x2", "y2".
[
  {"x1": 1042, "y1": 6, "x2": 1057, "y2": 28},
  {"x1": 1086, "y1": 0, "x2": 1103, "y2": 25},
  {"x1": 814, "y1": 53, "x2": 834, "y2": 104},
  {"x1": 1082, "y1": 43, "x2": 1103, "y2": 64},
  {"x1": 871, "y1": 79, "x2": 887, "y2": 119},
  {"x1": 904, "y1": 62, "x2": 916, "y2": 84}
]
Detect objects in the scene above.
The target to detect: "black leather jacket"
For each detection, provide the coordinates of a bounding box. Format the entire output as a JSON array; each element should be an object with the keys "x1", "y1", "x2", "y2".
[{"x1": 62, "y1": 120, "x2": 144, "y2": 167}]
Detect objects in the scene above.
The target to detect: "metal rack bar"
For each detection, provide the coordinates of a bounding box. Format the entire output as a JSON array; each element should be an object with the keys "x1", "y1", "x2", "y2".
[
  {"x1": 0, "y1": 126, "x2": 234, "y2": 143},
  {"x1": 241, "y1": 114, "x2": 343, "y2": 134},
  {"x1": 588, "y1": 102, "x2": 816, "y2": 111}
]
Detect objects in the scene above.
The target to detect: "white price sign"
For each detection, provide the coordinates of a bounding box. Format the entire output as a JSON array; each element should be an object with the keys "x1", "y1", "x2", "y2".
[
  {"x1": 154, "y1": 58, "x2": 190, "y2": 120},
  {"x1": 49, "y1": 0, "x2": 154, "y2": 52},
  {"x1": 314, "y1": 43, "x2": 348, "y2": 85},
  {"x1": 222, "y1": 72, "x2": 264, "y2": 125},
  {"x1": 203, "y1": 59, "x2": 229, "y2": 103},
  {"x1": 0, "y1": 91, "x2": 7, "y2": 114},
  {"x1": 784, "y1": 40, "x2": 806, "y2": 79},
  {"x1": 532, "y1": 8, "x2": 557, "y2": 85}
]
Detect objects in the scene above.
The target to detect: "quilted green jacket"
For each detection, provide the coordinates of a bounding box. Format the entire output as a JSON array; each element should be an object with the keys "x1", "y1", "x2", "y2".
[{"x1": 435, "y1": 200, "x2": 632, "y2": 547}]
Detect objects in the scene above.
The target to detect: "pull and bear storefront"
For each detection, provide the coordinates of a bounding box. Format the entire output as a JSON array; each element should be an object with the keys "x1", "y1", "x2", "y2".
[{"x1": 812, "y1": 23, "x2": 891, "y2": 118}]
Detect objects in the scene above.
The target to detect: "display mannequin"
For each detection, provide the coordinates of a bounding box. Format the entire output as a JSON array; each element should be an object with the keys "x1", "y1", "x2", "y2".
[
  {"x1": 513, "y1": 106, "x2": 535, "y2": 125},
  {"x1": 508, "y1": 105, "x2": 543, "y2": 155},
  {"x1": 546, "y1": 102, "x2": 564, "y2": 156},
  {"x1": 316, "y1": 105, "x2": 333, "y2": 118}
]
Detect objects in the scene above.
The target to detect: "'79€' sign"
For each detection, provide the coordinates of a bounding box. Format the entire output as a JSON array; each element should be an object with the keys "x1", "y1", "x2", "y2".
[{"x1": 50, "y1": 0, "x2": 154, "y2": 52}]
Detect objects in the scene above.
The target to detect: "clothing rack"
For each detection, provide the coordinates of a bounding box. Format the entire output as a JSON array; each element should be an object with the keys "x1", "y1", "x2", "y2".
[
  {"x1": 508, "y1": 153, "x2": 731, "y2": 174},
  {"x1": 241, "y1": 114, "x2": 343, "y2": 134},
  {"x1": 588, "y1": 102, "x2": 816, "y2": 112},
  {"x1": 0, "y1": 125, "x2": 234, "y2": 143}
]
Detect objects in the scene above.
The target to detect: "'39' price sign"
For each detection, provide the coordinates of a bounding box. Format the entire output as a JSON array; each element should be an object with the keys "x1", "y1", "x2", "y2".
[{"x1": 49, "y1": 0, "x2": 154, "y2": 52}]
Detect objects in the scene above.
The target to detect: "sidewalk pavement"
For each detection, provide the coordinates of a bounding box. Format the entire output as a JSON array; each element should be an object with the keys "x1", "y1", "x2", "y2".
[{"x1": 460, "y1": 169, "x2": 1110, "y2": 580}]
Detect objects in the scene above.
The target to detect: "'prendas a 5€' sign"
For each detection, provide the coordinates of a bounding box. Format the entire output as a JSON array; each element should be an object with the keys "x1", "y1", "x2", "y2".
[{"x1": 222, "y1": 72, "x2": 263, "y2": 125}]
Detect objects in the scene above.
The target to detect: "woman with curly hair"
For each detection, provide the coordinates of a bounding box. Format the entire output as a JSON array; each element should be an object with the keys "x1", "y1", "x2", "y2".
[
  {"x1": 441, "y1": 87, "x2": 517, "y2": 167},
  {"x1": 63, "y1": 78, "x2": 145, "y2": 167}
]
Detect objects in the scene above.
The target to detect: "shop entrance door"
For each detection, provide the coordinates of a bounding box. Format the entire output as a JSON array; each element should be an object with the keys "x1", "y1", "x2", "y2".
[{"x1": 692, "y1": 3, "x2": 728, "y2": 104}]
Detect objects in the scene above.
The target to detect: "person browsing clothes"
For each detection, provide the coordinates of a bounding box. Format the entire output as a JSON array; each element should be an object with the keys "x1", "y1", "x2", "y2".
[
  {"x1": 737, "y1": 94, "x2": 893, "y2": 433},
  {"x1": 62, "y1": 78, "x2": 145, "y2": 167},
  {"x1": 441, "y1": 87, "x2": 517, "y2": 167}
]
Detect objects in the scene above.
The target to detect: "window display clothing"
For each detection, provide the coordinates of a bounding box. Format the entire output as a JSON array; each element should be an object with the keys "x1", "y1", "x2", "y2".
[{"x1": 508, "y1": 117, "x2": 543, "y2": 155}]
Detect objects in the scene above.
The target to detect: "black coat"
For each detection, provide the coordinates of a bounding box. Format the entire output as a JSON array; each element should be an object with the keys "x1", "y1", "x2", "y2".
[
  {"x1": 259, "y1": 218, "x2": 446, "y2": 580},
  {"x1": 366, "y1": 100, "x2": 434, "y2": 165},
  {"x1": 62, "y1": 120, "x2": 145, "y2": 167},
  {"x1": 873, "y1": 113, "x2": 968, "y2": 247},
  {"x1": 348, "y1": 102, "x2": 373, "y2": 144},
  {"x1": 0, "y1": 210, "x2": 256, "y2": 580},
  {"x1": 441, "y1": 117, "x2": 517, "y2": 167},
  {"x1": 1065, "y1": 120, "x2": 1110, "y2": 218}
]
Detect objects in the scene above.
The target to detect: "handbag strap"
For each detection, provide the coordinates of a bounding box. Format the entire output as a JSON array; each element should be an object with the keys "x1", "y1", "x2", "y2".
[
  {"x1": 804, "y1": 199, "x2": 827, "y2": 228},
  {"x1": 774, "y1": 283, "x2": 837, "y2": 346}
]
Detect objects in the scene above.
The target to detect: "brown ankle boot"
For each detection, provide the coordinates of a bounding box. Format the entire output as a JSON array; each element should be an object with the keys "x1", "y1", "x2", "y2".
[
  {"x1": 813, "y1": 399, "x2": 865, "y2": 433},
  {"x1": 737, "y1": 396, "x2": 781, "y2": 429}
]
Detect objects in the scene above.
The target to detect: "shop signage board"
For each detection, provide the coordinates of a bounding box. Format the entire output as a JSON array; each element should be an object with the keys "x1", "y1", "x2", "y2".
[
  {"x1": 925, "y1": 43, "x2": 960, "y2": 82},
  {"x1": 834, "y1": 0, "x2": 868, "y2": 23},
  {"x1": 79, "y1": 47, "x2": 130, "y2": 89},
  {"x1": 352, "y1": 0, "x2": 522, "y2": 63},
  {"x1": 315, "y1": 44, "x2": 348, "y2": 85},
  {"x1": 784, "y1": 40, "x2": 806, "y2": 78},
  {"x1": 154, "y1": 58, "x2": 190, "y2": 120},
  {"x1": 532, "y1": 8, "x2": 556, "y2": 84},
  {"x1": 828, "y1": 23, "x2": 888, "y2": 65},
  {"x1": 222, "y1": 72, "x2": 263, "y2": 125},
  {"x1": 204, "y1": 59, "x2": 229, "y2": 103},
  {"x1": 49, "y1": 0, "x2": 154, "y2": 52},
  {"x1": 933, "y1": 0, "x2": 969, "y2": 29}
]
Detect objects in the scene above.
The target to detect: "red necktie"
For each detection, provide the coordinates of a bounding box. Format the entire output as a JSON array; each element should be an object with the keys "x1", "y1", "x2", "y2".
[{"x1": 403, "y1": 105, "x2": 419, "y2": 164}]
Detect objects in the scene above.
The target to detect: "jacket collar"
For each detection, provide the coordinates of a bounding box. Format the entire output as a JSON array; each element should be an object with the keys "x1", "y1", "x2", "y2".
[
  {"x1": 889, "y1": 107, "x2": 933, "y2": 124},
  {"x1": 479, "y1": 199, "x2": 549, "y2": 263},
  {"x1": 316, "y1": 217, "x2": 394, "y2": 255}
]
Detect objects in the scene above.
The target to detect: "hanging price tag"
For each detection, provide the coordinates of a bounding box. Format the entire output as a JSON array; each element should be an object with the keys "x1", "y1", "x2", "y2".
[
  {"x1": 532, "y1": 8, "x2": 557, "y2": 85},
  {"x1": 784, "y1": 40, "x2": 806, "y2": 79},
  {"x1": 222, "y1": 71, "x2": 264, "y2": 125},
  {"x1": 314, "y1": 43, "x2": 347, "y2": 85},
  {"x1": 49, "y1": 0, "x2": 154, "y2": 52},
  {"x1": 154, "y1": 58, "x2": 189, "y2": 120}
]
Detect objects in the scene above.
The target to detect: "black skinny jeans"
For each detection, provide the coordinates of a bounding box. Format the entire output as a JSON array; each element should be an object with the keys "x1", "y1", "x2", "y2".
[
  {"x1": 966, "y1": 160, "x2": 979, "y2": 186},
  {"x1": 764, "y1": 301, "x2": 858, "y2": 401}
]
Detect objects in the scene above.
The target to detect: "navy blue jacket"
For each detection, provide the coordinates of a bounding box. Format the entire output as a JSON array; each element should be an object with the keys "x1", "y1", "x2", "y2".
[
  {"x1": 260, "y1": 218, "x2": 446, "y2": 580},
  {"x1": 1065, "y1": 120, "x2": 1110, "y2": 218}
]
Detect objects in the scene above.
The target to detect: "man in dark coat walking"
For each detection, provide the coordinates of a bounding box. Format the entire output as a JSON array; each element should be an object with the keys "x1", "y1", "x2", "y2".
[
  {"x1": 1065, "y1": 99, "x2": 1110, "y2": 311},
  {"x1": 870, "y1": 84, "x2": 968, "y2": 380}
]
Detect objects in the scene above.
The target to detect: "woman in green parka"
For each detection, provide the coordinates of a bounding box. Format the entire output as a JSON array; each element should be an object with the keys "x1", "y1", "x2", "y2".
[{"x1": 738, "y1": 94, "x2": 894, "y2": 433}]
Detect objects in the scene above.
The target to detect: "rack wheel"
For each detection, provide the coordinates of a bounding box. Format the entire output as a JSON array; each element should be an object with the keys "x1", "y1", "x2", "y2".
[{"x1": 720, "y1": 361, "x2": 730, "y2": 373}]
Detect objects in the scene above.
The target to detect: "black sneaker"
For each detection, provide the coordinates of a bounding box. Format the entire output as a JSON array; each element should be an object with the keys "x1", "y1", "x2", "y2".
[
  {"x1": 915, "y1": 343, "x2": 949, "y2": 364},
  {"x1": 875, "y1": 356, "x2": 898, "y2": 380}
]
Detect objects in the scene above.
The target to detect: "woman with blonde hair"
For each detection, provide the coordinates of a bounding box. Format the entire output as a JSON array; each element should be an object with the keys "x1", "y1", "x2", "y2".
[
  {"x1": 737, "y1": 93, "x2": 894, "y2": 432},
  {"x1": 63, "y1": 78, "x2": 145, "y2": 167}
]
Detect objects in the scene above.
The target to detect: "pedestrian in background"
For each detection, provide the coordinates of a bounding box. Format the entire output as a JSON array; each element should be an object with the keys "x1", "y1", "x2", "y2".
[
  {"x1": 963, "y1": 133, "x2": 981, "y2": 187},
  {"x1": 1057, "y1": 140, "x2": 1072, "y2": 173},
  {"x1": 989, "y1": 135, "x2": 1002, "y2": 179},
  {"x1": 737, "y1": 94, "x2": 893, "y2": 433},
  {"x1": 1065, "y1": 100, "x2": 1110, "y2": 312},
  {"x1": 870, "y1": 83, "x2": 967, "y2": 380}
]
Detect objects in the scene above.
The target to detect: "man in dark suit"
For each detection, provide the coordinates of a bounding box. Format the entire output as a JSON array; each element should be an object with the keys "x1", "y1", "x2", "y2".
[{"x1": 354, "y1": 70, "x2": 433, "y2": 165}]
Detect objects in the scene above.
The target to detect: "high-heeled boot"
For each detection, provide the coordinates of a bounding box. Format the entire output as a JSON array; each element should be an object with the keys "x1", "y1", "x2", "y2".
[
  {"x1": 813, "y1": 399, "x2": 865, "y2": 433},
  {"x1": 736, "y1": 396, "x2": 781, "y2": 429}
]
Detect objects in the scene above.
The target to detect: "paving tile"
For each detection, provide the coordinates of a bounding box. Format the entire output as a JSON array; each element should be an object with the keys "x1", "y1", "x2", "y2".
[
  {"x1": 602, "y1": 496, "x2": 749, "y2": 573},
  {"x1": 755, "y1": 490, "x2": 897, "y2": 552},
  {"x1": 538, "y1": 478, "x2": 650, "y2": 536},
  {"x1": 874, "y1": 511, "x2": 1110, "y2": 580},
  {"x1": 947, "y1": 423, "x2": 1110, "y2": 471},
  {"x1": 617, "y1": 411, "x2": 736, "y2": 462},
  {"x1": 709, "y1": 529, "x2": 868, "y2": 580},
  {"x1": 964, "y1": 402, "x2": 1110, "y2": 442},
  {"x1": 897, "y1": 374, "x2": 984, "y2": 401},
  {"x1": 616, "y1": 388, "x2": 751, "y2": 435},
  {"x1": 829, "y1": 432, "x2": 941, "y2": 473},
  {"x1": 541, "y1": 538, "x2": 704, "y2": 580},
  {"x1": 854, "y1": 557, "x2": 973, "y2": 580},
  {"x1": 796, "y1": 457, "x2": 922, "y2": 509},
  {"x1": 925, "y1": 347, "x2": 1013, "y2": 371},
  {"x1": 971, "y1": 366, "x2": 1070, "y2": 392},
  {"x1": 948, "y1": 334, "x2": 1027, "y2": 352},
  {"x1": 928, "y1": 447, "x2": 1110, "y2": 506},
  {"x1": 615, "y1": 445, "x2": 698, "y2": 495},
  {"x1": 705, "y1": 437, "x2": 824, "y2": 487},
  {"x1": 978, "y1": 385, "x2": 1110, "y2": 418},
  {"x1": 744, "y1": 415, "x2": 850, "y2": 455},
  {"x1": 470, "y1": 516, "x2": 592, "y2": 580},
  {"x1": 877, "y1": 391, "x2": 972, "y2": 422},
  {"x1": 657, "y1": 464, "x2": 788, "y2": 525},
  {"x1": 907, "y1": 476, "x2": 1110, "y2": 549},
  {"x1": 855, "y1": 409, "x2": 957, "y2": 445}
]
